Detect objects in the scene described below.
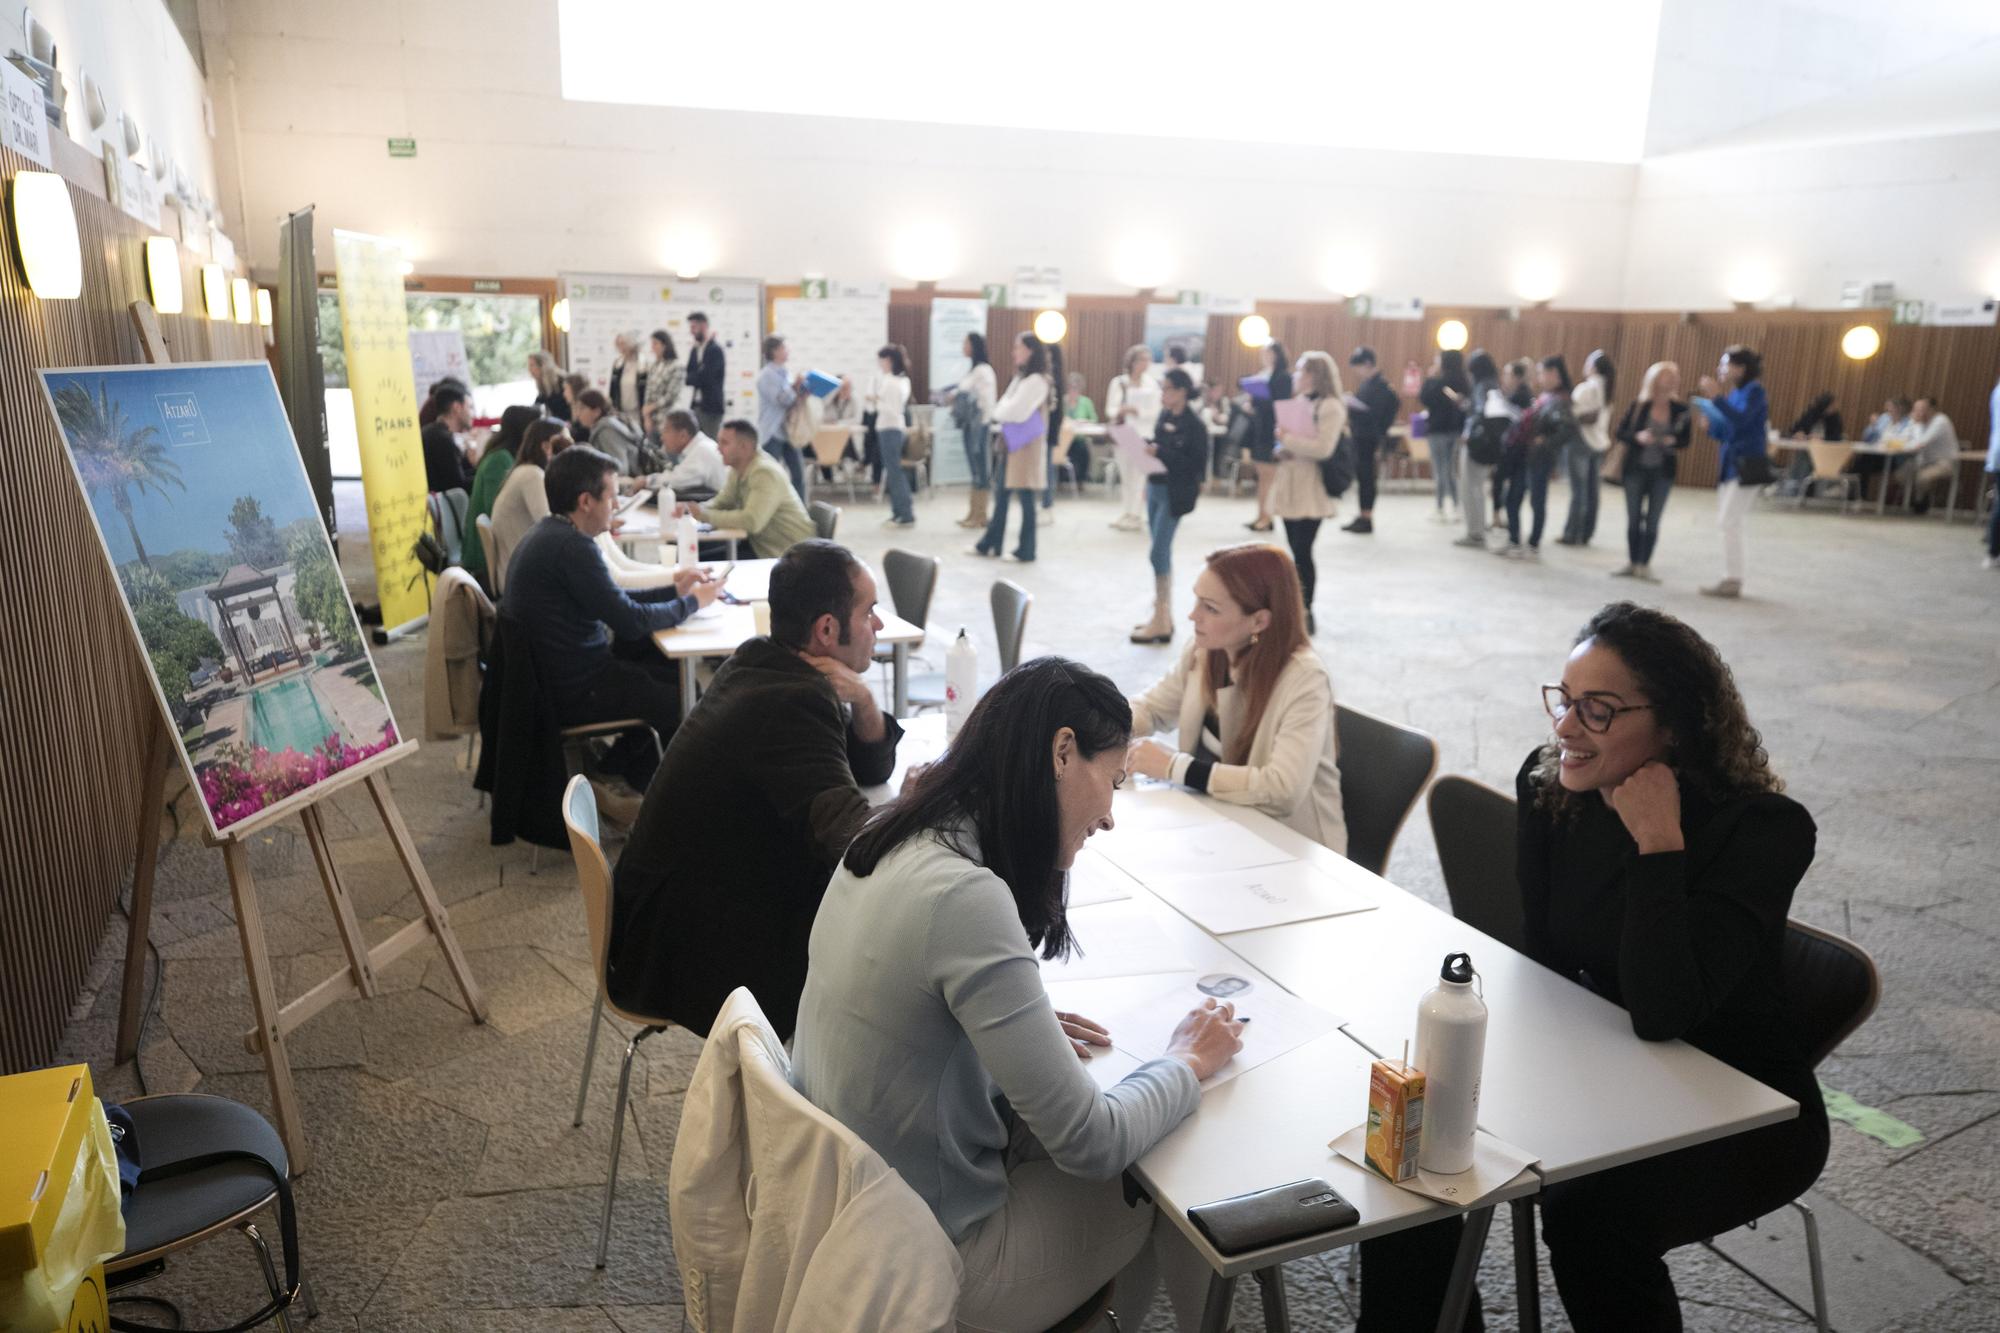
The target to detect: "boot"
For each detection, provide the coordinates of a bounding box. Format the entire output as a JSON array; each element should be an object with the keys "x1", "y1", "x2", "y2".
[
  {"x1": 1129, "y1": 574, "x2": 1174, "y2": 644},
  {"x1": 958, "y1": 487, "x2": 990, "y2": 529}
]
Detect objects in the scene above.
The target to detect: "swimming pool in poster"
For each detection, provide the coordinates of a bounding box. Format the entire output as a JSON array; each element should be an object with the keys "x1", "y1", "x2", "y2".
[{"x1": 246, "y1": 675, "x2": 339, "y2": 755}]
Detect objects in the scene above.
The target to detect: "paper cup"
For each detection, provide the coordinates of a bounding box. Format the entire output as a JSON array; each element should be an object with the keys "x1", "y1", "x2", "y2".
[
  {"x1": 753, "y1": 601, "x2": 772, "y2": 637},
  {"x1": 658, "y1": 542, "x2": 676, "y2": 568}
]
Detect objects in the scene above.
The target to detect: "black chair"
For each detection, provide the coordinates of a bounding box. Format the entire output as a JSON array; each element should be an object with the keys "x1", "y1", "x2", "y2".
[
  {"x1": 1334, "y1": 703, "x2": 1438, "y2": 876},
  {"x1": 1705, "y1": 920, "x2": 1880, "y2": 1332},
  {"x1": 105, "y1": 1094, "x2": 316, "y2": 1332},
  {"x1": 1425, "y1": 775, "x2": 1528, "y2": 953},
  {"x1": 809, "y1": 500, "x2": 841, "y2": 541},
  {"x1": 991, "y1": 579, "x2": 1032, "y2": 675},
  {"x1": 878, "y1": 548, "x2": 942, "y2": 708}
]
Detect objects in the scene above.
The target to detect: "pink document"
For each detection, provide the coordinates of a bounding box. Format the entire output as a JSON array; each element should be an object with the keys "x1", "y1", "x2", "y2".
[
  {"x1": 1274, "y1": 395, "x2": 1318, "y2": 441},
  {"x1": 1110, "y1": 422, "x2": 1165, "y2": 476}
]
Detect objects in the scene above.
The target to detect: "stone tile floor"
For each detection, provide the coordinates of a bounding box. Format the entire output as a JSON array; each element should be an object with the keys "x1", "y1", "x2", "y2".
[{"x1": 53, "y1": 476, "x2": 2000, "y2": 1331}]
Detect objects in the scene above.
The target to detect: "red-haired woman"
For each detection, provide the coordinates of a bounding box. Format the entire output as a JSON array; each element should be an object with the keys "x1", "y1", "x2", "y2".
[{"x1": 1124, "y1": 544, "x2": 1347, "y2": 853}]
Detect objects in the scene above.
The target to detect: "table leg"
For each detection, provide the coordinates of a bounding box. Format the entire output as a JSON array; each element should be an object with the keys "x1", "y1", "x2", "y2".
[
  {"x1": 679, "y1": 656, "x2": 698, "y2": 716},
  {"x1": 1436, "y1": 1205, "x2": 1495, "y2": 1333},
  {"x1": 1511, "y1": 1196, "x2": 1541, "y2": 1333},
  {"x1": 1877, "y1": 461, "x2": 1890, "y2": 517},
  {"x1": 1254, "y1": 1265, "x2": 1291, "y2": 1331},
  {"x1": 893, "y1": 643, "x2": 909, "y2": 717},
  {"x1": 1197, "y1": 1271, "x2": 1237, "y2": 1333},
  {"x1": 727, "y1": 536, "x2": 739, "y2": 562}
]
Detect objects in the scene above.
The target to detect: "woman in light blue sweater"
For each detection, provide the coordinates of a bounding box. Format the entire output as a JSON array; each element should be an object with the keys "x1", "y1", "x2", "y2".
[{"x1": 793, "y1": 657, "x2": 1243, "y2": 1331}]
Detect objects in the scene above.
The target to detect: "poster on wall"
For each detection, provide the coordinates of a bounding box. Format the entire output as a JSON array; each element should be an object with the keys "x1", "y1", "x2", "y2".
[
  {"x1": 36, "y1": 361, "x2": 403, "y2": 840},
  {"x1": 771, "y1": 296, "x2": 888, "y2": 400},
  {"x1": 1143, "y1": 304, "x2": 1209, "y2": 380},
  {"x1": 559, "y1": 272, "x2": 763, "y2": 423},
  {"x1": 408, "y1": 329, "x2": 470, "y2": 395},
  {"x1": 332, "y1": 228, "x2": 431, "y2": 634}
]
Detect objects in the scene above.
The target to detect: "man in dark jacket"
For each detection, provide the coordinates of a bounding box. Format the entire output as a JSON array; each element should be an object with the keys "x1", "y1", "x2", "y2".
[
  {"x1": 1344, "y1": 346, "x2": 1401, "y2": 534},
  {"x1": 421, "y1": 384, "x2": 476, "y2": 493},
  {"x1": 503, "y1": 446, "x2": 720, "y2": 797},
  {"x1": 607, "y1": 539, "x2": 901, "y2": 1039},
  {"x1": 685, "y1": 310, "x2": 728, "y2": 441}
]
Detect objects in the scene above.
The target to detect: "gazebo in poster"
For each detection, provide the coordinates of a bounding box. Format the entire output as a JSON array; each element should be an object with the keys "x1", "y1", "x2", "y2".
[{"x1": 206, "y1": 563, "x2": 302, "y2": 684}]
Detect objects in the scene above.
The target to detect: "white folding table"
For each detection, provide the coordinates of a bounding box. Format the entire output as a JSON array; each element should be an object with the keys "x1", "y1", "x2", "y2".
[{"x1": 653, "y1": 604, "x2": 925, "y2": 715}]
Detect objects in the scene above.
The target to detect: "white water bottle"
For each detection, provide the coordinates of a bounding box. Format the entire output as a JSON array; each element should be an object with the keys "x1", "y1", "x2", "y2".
[
  {"x1": 944, "y1": 628, "x2": 977, "y2": 738},
  {"x1": 659, "y1": 484, "x2": 675, "y2": 515},
  {"x1": 1413, "y1": 952, "x2": 1487, "y2": 1175},
  {"x1": 676, "y1": 511, "x2": 699, "y2": 567}
]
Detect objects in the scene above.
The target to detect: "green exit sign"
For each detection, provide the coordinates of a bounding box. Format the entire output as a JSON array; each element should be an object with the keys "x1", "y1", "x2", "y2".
[
  {"x1": 387, "y1": 137, "x2": 417, "y2": 158},
  {"x1": 981, "y1": 283, "x2": 1007, "y2": 307},
  {"x1": 801, "y1": 277, "x2": 830, "y2": 300},
  {"x1": 1891, "y1": 299, "x2": 1924, "y2": 325}
]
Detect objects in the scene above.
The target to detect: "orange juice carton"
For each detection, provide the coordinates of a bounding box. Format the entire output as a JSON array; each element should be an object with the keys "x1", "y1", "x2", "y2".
[{"x1": 1365, "y1": 1058, "x2": 1425, "y2": 1182}]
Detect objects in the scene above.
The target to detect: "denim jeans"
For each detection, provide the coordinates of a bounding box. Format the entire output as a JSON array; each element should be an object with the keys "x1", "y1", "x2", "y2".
[
  {"x1": 980, "y1": 486, "x2": 1037, "y2": 561},
  {"x1": 1562, "y1": 440, "x2": 1601, "y2": 543},
  {"x1": 1145, "y1": 481, "x2": 1180, "y2": 576},
  {"x1": 1460, "y1": 453, "x2": 1493, "y2": 539},
  {"x1": 1987, "y1": 471, "x2": 2000, "y2": 558},
  {"x1": 762, "y1": 437, "x2": 805, "y2": 499},
  {"x1": 879, "y1": 428, "x2": 913, "y2": 521},
  {"x1": 1623, "y1": 465, "x2": 1673, "y2": 565},
  {"x1": 1431, "y1": 430, "x2": 1459, "y2": 508},
  {"x1": 1504, "y1": 448, "x2": 1554, "y2": 546},
  {"x1": 964, "y1": 421, "x2": 991, "y2": 490}
]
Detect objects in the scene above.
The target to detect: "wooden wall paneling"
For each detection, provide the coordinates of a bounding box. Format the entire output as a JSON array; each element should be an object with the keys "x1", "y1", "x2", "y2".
[{"x1": 0, "y1": 140, "x2": 266, "y2": 1073}]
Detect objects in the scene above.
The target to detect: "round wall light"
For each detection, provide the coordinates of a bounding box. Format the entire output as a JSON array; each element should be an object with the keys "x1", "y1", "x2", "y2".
[
  {"x1": 1435, "y1": 319, "x2": 1469, "y2": 351},
  {"x1": 1237, "y1": 315, "x2": 1272, "y2": 349},
  {"x1": 144, "y1": 235, "x2": 182, "y2": 314},
  {"x1": 551, "y1": 298, "x2": 572, "y2": 332},
  {"x1": 7, "y1": 170, "x2": 82, "y2": 299},
  {"x1": 1840, "y1": 325, "x2": 1881, "y2": 360},
  {"x1": 1032, "y1": 309, "x2": 1068, "y2": 344}
]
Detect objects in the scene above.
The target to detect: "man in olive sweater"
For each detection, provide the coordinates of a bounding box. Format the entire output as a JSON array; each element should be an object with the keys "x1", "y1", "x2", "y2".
[
  {"x1": 674, "y1": 419, "x2": 816, "y2": 559},
  {"x1": 607, "y1": 539, "x2": 901, "y2": 1038}
]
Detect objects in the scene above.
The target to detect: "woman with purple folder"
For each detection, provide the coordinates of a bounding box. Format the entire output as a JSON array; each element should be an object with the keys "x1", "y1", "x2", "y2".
[{"x1": 969, "y1": 333, "x2": 1058, "y2": 563}]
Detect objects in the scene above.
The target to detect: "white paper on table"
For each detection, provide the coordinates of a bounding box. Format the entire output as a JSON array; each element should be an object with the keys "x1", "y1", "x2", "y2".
[
  {"x1": 1109, "y1": 422, "x2": 1166, "y2": 476},
  {"x1": 1094, "y1": 819, "x2": 1292, "y2": 883},
  {"x1": 1066, "y1": 848, "x2": 1137, "y2": 908},
  {"x1": 1148, "y1": 860, "x2": 1377, "y2": 935},
  {"x1": 1106, "y1": 786, "x2": 1228, "y2": 835},
  {"x1": 1041, "y1": 901, "x2": 1194, "y2": 982},
  {"x1": 1329, "y1": 1126, "x2": 1539, "y2": 1208},
  {"x1": 1043, "y1": 971, "x2": 1192, "y2": 1091},
  {"x1": 1088, "y1": 972, "x2": 1342, "y2": 1090}
]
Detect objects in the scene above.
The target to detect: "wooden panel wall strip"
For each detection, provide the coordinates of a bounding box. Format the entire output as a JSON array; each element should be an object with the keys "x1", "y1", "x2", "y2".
[{"x1": 0, "y1": 141, "x2": 266, "y2": 1073}]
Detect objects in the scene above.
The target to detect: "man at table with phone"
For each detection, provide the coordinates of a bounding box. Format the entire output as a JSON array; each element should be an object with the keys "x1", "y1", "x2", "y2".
[
  {"x1": 630, "y1": 408, "x2": 726, "y2": 502},
  {"x1": 608, "y1": 539, "x2": 902, "y2": 1041},
  {"x1": 502, "y1": 446, "x2": 723, "y2": 812},
  {"x1": 672, "y1": 418, "x2": 816, "y2": 559}
]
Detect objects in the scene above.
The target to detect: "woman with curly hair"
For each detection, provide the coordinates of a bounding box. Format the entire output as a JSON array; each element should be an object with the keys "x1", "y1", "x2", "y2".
[{"x1": 1516, "y1": 600, "x2": 1823, "y2": 1330}]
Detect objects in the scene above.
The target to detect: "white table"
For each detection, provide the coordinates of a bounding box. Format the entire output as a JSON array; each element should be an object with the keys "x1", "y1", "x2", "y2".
[
  {"x1": 653, "y1": 603, "x2": 926, "y2": 715},
  {"x1": 1770, "y1": 438, "x2": 1935, "y2": 517},
  {"x1": 614, "y1": 504, "x2": 747, "y2": 561}
]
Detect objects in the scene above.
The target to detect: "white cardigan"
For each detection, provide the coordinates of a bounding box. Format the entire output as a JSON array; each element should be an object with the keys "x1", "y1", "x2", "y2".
[{"x1": 1129, "y1": 643, "x2": 1347, "y2": 854}]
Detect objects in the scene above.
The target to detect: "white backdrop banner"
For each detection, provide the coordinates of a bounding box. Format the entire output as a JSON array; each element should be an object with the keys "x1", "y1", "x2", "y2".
[
  {"x1": 771, "y1": 295, "x2": 889, "y2": 398},
  {"x1": 558, "y1": 273, "x2": 764, "y2": 422},
  {"x1": 408, "y1": 329, "x2": 469, "y2": 396}
]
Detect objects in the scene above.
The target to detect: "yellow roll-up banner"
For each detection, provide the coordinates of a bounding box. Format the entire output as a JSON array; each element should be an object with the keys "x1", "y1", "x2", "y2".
[{"x1": 332, "y1": 229, "x2": 429, "y2": 630}]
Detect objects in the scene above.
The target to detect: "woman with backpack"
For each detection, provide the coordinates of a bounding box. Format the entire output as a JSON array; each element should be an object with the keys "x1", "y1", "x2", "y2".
[
  {"x1": 1498, "y1": 355, "x2": 1580, "y2": 559},
  {"x1": 1454, "y1": 350, "x2": 1509, "y2": 548},
  {"x1": 1419, "y1": 348, "x2": 1470, "y2": 524},
  {"x1": 1268, "y1": 351, "x2": 1345, "y2": 636}
]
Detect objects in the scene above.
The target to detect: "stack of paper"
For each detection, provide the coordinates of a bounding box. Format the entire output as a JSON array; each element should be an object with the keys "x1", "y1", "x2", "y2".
[
  {"x1": 1147, "y1": 861, "x2": 1375, "y2": 935},
  {"x1": 1067, "y1": 848, "x2": 1138, "y2": 908},
  {"x1": 1093, "y1": 819, "x2": 1291, "y2": 884},
  {"x1": 1048, "y1": 969, "x2": 1342, "y2": 1091}
]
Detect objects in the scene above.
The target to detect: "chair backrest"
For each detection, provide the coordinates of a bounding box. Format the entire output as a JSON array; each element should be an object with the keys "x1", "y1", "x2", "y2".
[
  {"x1": 430, "y1": 488, "x2": 468, "y2": 562},
  {"x1": 1334, "y1": 703, "x2": 1438, "y2": 876},
  {"x1": 1807, "y1": 440, "x2": 1855, "y2": 480},
  {"x1": 881, "y1": 548, "x2": 940, "y2": 629},
  {"x1": 1406, "y1": 432, "x2": 1433, "y2": 465},
  {"x1": 1426, "y1": 775, "x2": 1527, "y2": 953},
  {"x1": 1783, "y1": 919, "x2": 1881, "y2": 1069},
  {"x1": 809, "y1": 425, "x2": 851, "y2": 468},
  {"x1": 475, "y1": 513, "x2": 500, "y2": 592},
  {"x1": 809, "y1": 500, "x2": 840, "y2": 541},
  {"x1": 559, "y1": 775, "x2": 616, "y2": 997},
  {"x1": 990, "y1": 579, "x2": 1031, "y2": 674}
]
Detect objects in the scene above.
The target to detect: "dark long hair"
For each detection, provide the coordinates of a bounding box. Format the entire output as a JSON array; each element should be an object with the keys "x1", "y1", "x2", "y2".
[
  {"x1": 1585, "y1": 349, "x2": 1615, "y2": 400},
  {"x1": 843, "y1": 656, "x2": 1132, "y2": 960},
  {"x1": 966, "y1": 331, "x2": 990, "y2": 367},
  {"x1": 1539, "y1": 354, "x2": 1573, "y2": 394},
  {"x1": 1438, "y1": 348, "x2": 1469, "y2": 394},
  {"x1": 1723, "y1": 345, "x2": 1763, "y2": 383},
  {"x1": 1531, "y1": 602, "x2": 1783, "y2": 814},
  {"x1": 1046, "y1": 341, "x2": 1065, "y2": 451},
  {"x1": 1466, "y1": 349, "x2": 1499, "y2": 385},
  {"x1": 488, "y1": 404, "x2": 543, "y2": 461}
]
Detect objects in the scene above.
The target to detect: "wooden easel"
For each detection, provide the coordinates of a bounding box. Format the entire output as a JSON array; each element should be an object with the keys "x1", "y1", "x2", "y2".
[{"x1": 113, "y1": 304, "x2": 487, "y2": 1173}]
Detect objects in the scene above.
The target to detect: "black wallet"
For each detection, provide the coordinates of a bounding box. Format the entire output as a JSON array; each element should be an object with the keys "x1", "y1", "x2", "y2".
[{"x1": 1187, "y1": 1178, "x2": 1361, "y2": 1254}]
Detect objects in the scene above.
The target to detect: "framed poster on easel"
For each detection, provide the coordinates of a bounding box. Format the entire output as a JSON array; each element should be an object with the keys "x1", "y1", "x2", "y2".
[{"x1": 36, "y1": 322, "x2": 485, "y2": 1171}]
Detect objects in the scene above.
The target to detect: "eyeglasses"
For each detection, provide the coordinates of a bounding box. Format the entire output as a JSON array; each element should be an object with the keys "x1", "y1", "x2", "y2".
[{"x1": 1541, "y1": 684, "x2": 1655, "y2": 735}]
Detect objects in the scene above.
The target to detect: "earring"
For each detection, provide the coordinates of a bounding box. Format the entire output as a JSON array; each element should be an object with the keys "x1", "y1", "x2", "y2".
[{"x1": 1250, "y1": 631, "x2": 1260, "y2": 646}]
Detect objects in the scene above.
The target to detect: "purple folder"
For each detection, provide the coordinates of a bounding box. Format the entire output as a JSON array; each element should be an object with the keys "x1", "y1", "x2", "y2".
[
  {"x1": 1001, "y1": 410, "x2": 1045, "y2": 452},
  {"x1": 1240, "y1": 374, "x2": 1273, "y2": 401}
]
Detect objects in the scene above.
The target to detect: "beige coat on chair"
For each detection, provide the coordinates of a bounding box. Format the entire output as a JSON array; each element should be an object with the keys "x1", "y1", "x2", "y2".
[
  {"x1": 671, "y1": 988, "x2": 962, "y2": 1333},
  {"x1": 423, "y1": 568, "x2": 492, "y2": 739},
  {"x1": 1129, "y1": 642, "x2": 1348, "y2": 854}
]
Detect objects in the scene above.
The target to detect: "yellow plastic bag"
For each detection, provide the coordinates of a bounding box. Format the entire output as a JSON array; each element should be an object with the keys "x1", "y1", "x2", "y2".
[{"x1": 0, "y1": 1095, "x2": 125, "y2": 1332}]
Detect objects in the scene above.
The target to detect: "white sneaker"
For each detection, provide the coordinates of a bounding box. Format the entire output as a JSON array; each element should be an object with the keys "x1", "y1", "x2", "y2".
[
  {"x1": 1429, "y1": 509, "x2": 1450, "y2": 524},
  {"x1": 1985, "y1": 555, "x2": 1999, "y2": 570},
  {"x1": 1496, "y1": 543, "x2": 1524, "y2": 560}
]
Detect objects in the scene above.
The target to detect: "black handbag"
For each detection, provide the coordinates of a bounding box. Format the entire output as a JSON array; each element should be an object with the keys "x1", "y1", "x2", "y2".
[
  {"x1": 1733, "y1": 449, "x2": 1775, "y2": 487},
  {"x1": 1318, "y1": 434, "x2": 1355, "y2": 497}
]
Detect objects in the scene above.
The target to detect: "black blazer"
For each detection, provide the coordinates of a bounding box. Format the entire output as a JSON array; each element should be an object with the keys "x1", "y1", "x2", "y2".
[
  {"x1": 1614, "y1": 398, "x2": 1693, "y2": 478},
  {"x1": 1150, "y1": 407, "x2": 1209, "y2": 517},
  {"x1": 1349, "y1": 371, "x2": 1400, "y2": 447},
  {"x1": 1249, "y1": 363, "x2": 1293, "y2": 464},
  {"x1": 687, "y1": 339, "x2": 728, "y2": 414}
]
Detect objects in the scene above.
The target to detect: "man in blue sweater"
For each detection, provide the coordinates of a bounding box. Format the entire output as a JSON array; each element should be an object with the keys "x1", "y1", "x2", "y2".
[{"x1": 503, "y1": 446, "x2": 722, "y2": 797}]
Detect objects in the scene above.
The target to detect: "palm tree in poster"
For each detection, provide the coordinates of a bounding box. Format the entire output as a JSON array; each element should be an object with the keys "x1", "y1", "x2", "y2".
[{"x1": 55, "y1": 380, "x2": 185, "y2": 569}]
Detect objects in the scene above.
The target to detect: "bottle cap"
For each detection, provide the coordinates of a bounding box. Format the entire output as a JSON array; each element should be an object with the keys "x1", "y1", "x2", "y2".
[{"x1": 1439, "y1": 952, "x2": 1474, "y2": 985}]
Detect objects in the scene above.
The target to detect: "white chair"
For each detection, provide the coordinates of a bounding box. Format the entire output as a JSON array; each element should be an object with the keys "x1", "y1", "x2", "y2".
[
  {"x1": 1798, "y1": 441, "x2": 1858, "y2": 512},
  {"x1": 560, "y1": 775, "x2": 676, "y2": 1269},
  {"x1": 809, "y1": 424, "x2": 860, "y2": 503},
  {"x1": 474, "y1": 513, "x2": 501, "y2": 593}
]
